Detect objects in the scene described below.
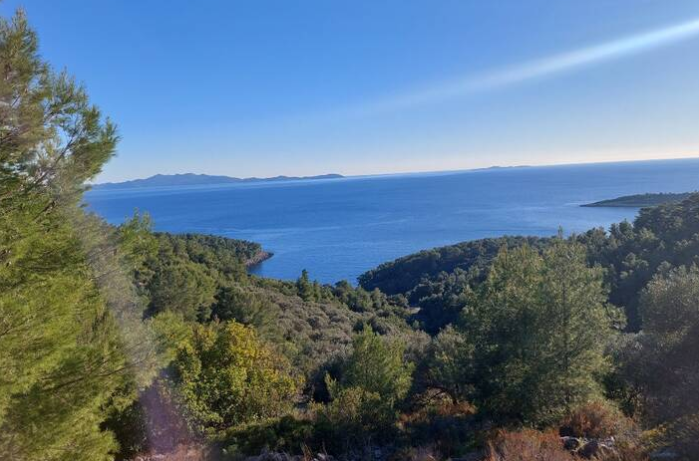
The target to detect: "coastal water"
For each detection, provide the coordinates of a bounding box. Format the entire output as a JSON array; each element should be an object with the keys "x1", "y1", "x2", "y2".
[{"x1": 86, "y1": 158, "x2": 699, "y2": 284}]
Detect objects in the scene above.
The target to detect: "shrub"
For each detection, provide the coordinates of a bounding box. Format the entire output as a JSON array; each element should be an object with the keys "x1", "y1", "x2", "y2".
[
  {"x1": 401, "y1": 398, "x2": 477, "y2": 458},
  {"x1": 312, "y1": 383, "x2": 396, "y2": 453},
  {"x1": 621, "y1": 266, "x2": 699, "y2": 459},
  {"x1": 170, "y1": 321, "x2": 298, "y2": 435},
  {"x1": 309, "y1": 327, "x2": 414, "y2": 453},
  {"x1": 421, "y1": 326, "x2": 475, "y2": 404},
  {"x1": 485, "y1": 429, "x2": 573, "y2": 461},
  {"x1": 222, "y1": 415, "x2": 315, "y2": 456},
  {"x1": 341, "y1": 327, "x2": 414, "y2": 404},
  {"x1": 560, "y1": 402, "x2": 633, "y2": 439}
]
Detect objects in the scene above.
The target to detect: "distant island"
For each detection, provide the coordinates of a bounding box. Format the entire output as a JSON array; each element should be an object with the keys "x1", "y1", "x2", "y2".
[
  {"x1": 582, "y1": 192, "x2": 693, "y2": 208},
  {"x1": 471, "y1": 165, "x2": 532, "y2": 172},
  {"x1": 93, "y1": 173, "x2": 344, "y2": 190},
  {"x1": 486, "y1": 165, "x2": 531, "y2": 170}
]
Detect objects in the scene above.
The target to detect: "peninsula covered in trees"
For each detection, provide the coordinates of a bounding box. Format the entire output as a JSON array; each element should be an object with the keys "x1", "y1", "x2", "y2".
[
  {"x1": 582, "y1": 192, "x2": 692, "y2": 208},
  {"x1": 3, "y1": 7, "x2": 699, "y2": 461}
]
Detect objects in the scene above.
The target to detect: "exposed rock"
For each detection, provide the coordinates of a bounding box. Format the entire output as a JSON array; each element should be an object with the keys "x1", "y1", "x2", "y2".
[
  {"x1": 246, "y1": 250, "x2": 273, "y2": 267},
  {"x1": 561, "y1": 436, "x2": 582, "y2": 451},
  {"x1": 576, "y1": 438, "x2": 616, "y2": 459}
]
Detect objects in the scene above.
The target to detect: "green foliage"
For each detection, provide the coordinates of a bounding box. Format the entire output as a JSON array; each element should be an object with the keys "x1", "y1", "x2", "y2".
[
  {"x1": 222, "y1": 416, "x2": 315, "y2": 456},
  {"x1": 410, "y1": 268, "x2": 478, "y2": 334},
  {"x1": 169, "y1": 321, "x2": 298, "y2": 435},
  {"x1": 153, "y1": 232, "x2": 258, "y2": 278},
  {"x1": 140, "y1": 232, "x2": 263, "y2": 321},
  {"x1": 296, "y1": 269, "x2": 320, "y2": 301},
  {"x1": 241, "y1": 274, "x2": 416, "y2": 380},
  {"x1": 341, "y1": 327, "x2": 414, "y2": 403},
  {"x1": 458, "y1": 241, "x2": 617, "y2": 425},
  {"x1": 311, "y1": 328, "x2": 414, "y2": 452},
  {"x1": 359, "y1": 236, "x2": 549, "y2": 296},
  {"x1": 583, "y1": 192, "x2": 691, "y2": 208},
  {"x1": 4, "y1": 3, "x2": 699, "y2": 456},
  {"x1": 76, "y1": 210, "x2": 159, "y2": 388},
  {"x1": 137, "y1": 232, "x2": 417, "y2": 389},
  {"x1": 0, "y1": 11, "x2": 118, "y2": 203},
  {"x1": 146, "y1": 252, "x2": 217, "y2": 320},
  {"x1": 212, "y1": 284, "x2": 279, "y2": 337},
  {"x1": 149, "y1": 311, "x2": 194, "y2": 365},
  {"x1": 420, "y1": 326, "x2": 476, "y2": 404},
  {"x1": 313, "y1": 385, "x2": 394, "y2": 452},
  {"x1": 361, "y1": 194, "x2": 699, "y2": 332},
  {"x1": 115, "y1": 213, "x2": 158, "y2": 276},
  {"x1": 0, "y1": 7, "x2": 140, "y2": 460},
  {"x1": 620, "y1": 266, "x2": 699, "y2": 458},
  {"x1": 332, "y1": 280, "x2": 403, "y2": 313},
  {"x1": 102, "y1": 399, "x2": 149, "y2": 460},
  {"x1": 0, "y1": 248, "x2": 128, "y2": 459}
]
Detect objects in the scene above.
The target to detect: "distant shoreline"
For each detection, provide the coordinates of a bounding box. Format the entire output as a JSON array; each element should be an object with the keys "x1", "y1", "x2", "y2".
[
  {"x1": 582, "y1": 192, "x2": 692, "y2": 208},
  {"x1": 95, "y1": 157, "x2": 699, "y2": 190},
  {"x1": 93, "y1": 173, "x2": 344, "y2": 190}
]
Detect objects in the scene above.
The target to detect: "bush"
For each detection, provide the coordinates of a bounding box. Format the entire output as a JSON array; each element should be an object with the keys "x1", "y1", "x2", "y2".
[
  {"x1": 485, "y1": 429, "x2": 573, "y2": 461},
  {"x1": 309, "y1": 327, "x2": 415, "y2": 453},
  {"x1": 401, "y1": 399, "x2": 477, "y2": 458},
  {"x1": 341, "y1": 327, "x2": 414, "y2": 404},
  {"x1": 222, "y1": 416, "x2": 315, "y2": 456},
  {"x1": 421, "y1": 326, "x2": 475, "y2": 404},
  {"x1": 622, "y1": 266, "x2": 699, "y2": 459},
  {"x1": 313, "y1": 384, "x2": 396, "y2": 453},
  {"x1": 560, "y1": 402, "x2": 633, "y2": 439},
  {"x1": 170, "y1": 321, "x2": 298, "y2": 435}
]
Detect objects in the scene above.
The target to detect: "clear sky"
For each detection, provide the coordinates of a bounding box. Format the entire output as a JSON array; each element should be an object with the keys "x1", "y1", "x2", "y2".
[{"x1": 3, "y1": 1, "x2": 699, "y2": 182}]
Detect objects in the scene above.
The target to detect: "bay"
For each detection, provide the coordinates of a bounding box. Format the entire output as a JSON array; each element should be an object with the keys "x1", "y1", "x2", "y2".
[{"x1": 85, "y1": 158, "x2": 699, "y2": 284}]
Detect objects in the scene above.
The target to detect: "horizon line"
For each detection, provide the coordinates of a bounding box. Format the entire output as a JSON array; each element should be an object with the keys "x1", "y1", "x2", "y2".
[{"x1": 96, "y1": 155, "x2": 699, "y2": 185}]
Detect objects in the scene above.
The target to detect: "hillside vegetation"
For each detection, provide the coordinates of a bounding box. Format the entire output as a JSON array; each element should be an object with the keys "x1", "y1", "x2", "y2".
[
  {"x1": 3, "y1": 8, "x2": 699, "y2": 461},
  {"x1": 360, "y1": 196, "x2": 699, "y2": 332}
]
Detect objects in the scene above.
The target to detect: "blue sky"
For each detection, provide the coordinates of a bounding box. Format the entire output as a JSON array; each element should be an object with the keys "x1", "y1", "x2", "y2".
[{"x1": 4, "y1": 1, "x2": 699, "y2": 182}]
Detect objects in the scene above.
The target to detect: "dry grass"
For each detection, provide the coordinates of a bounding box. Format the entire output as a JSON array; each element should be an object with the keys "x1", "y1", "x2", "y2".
[
  {"x1": 560, "y1": 402, "x2": 633, "y2": 440},
  {"x1": 484, "y1": 429, "x2": 574, "y2": 461}
]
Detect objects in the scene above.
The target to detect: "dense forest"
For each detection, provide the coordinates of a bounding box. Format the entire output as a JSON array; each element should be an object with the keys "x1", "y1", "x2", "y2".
[{"x1": 2, "y1": 8, "x2": 699, "y2": 461}]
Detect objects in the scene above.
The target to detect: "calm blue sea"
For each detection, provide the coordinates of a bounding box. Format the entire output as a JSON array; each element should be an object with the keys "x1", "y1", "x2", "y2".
[{"x1": 85, "y1": 159, "x2": 699, "y2": 284}]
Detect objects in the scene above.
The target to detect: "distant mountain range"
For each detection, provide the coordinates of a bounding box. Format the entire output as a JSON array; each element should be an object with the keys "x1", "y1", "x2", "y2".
[{"x1": 93, "y1": 173, "x2": 345, "y2": 190}]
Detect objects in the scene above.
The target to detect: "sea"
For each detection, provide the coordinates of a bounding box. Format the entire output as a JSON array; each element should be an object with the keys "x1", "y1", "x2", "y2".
[{"x1": 85, "y1": 158, "x2": 699, "y2": 284}]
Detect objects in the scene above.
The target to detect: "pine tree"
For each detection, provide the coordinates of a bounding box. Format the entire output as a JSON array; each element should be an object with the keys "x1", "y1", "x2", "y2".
[
  {"x1": 457, "y1": 242, "x2": 617, "y2": 425},
  {"x1": 341, "y1": 326, "x2": 414, "y2": 403},
  {"x1": 0, "y1": 8, "x2": 146, "y2": 459},
  {"x1": 296, "y1": 269, "x2": 315, "y2": 301}
]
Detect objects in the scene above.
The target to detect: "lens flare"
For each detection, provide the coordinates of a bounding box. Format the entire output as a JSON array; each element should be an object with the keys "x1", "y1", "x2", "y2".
[{"x1": 356, "y1": 17, "x2": 699, "y2": 114}]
